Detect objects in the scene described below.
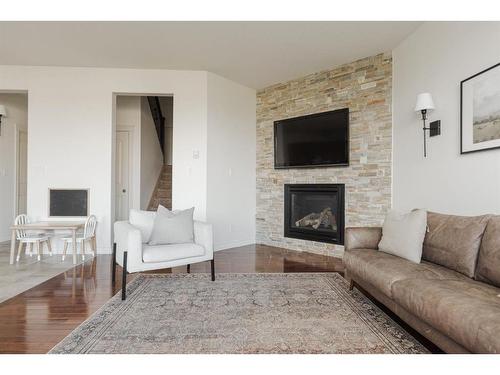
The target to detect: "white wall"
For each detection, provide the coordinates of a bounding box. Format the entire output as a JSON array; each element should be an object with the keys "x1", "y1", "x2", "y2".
[
  {"x1": 393, "y1": 22, "x2": 500, "y2": 215},
  {"x1": 0, "y1": 66, "x2": 208, "y2": 253},
  {"x1": 207, "y1": 73, "x2": 256, "y2": 250},
  {"x1": 0, "y1": 93, "x2": 28, "y2": 241},
  {"x1": 116, "y1": 95, "x2": 141, "y2": 211},
  {"x1": 159, "y1": 96, "x2": 174, "y2": 166},
  {"x1": 140, "y1": 96, "x2": 163, "y2": 209}
]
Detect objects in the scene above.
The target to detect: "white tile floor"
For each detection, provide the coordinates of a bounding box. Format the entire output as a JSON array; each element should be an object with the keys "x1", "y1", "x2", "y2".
[{"x1": 0, "y1": 241, "x2": 85, "y2": 303}]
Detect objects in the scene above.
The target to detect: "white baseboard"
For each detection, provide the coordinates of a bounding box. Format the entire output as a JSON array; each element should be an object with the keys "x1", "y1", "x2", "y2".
[
  {"x1": 98, "y1": 246, "x2": 112, "y2": 254},
  {"x1": 332, "y1": 248, "x2": 344, "y2": 258},
  {"x1": 214, "y1": 238, "x2": 255, "y2": 251}
]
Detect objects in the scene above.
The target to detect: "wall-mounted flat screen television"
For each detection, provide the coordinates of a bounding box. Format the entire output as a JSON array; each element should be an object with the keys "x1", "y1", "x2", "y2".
[{"x1": 274, "y1": 108, "x2": 349, "y2": 168}]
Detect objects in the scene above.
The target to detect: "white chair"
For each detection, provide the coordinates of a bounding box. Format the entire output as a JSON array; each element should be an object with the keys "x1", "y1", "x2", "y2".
[
  {"x1": 61, "y1": 215, "x2": 97, "y2": 261},
  {"x1": 113, "y1": 209, "x2": 214, "y2": 300},
  {"x1": 14, "y1": 214, "x2": 52, "y2": 262}
]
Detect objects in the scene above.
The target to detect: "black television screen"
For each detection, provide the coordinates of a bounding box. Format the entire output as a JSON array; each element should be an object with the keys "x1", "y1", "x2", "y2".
[{"x1": 274, "y1": 108, "x2": 349, "y2": 168}]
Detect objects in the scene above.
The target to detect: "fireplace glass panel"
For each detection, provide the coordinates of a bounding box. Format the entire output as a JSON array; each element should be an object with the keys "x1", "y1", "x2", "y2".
[{"x1": 290, "y1": 192, "x2": 338, "y2": 234}]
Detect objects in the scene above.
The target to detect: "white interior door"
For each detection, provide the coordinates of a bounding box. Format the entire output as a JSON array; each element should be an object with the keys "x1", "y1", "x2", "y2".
[
  {"x1": 115, "y1": 131, "x2": 130, "y2": 221},
  {"x1": 17, "y1": 130, "x2": 28, "y2": 215}
]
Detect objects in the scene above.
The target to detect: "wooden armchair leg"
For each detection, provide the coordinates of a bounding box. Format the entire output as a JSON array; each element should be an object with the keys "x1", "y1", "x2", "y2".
[
  {"x1": 16, "y1": 242, "x2": 24, "y2": 263},
  {"x1": 349, "y1": 279, "x2": 355, "y2": 291},
  {"x1": 187, "y1": 264, "x2": 190, "y2": 273},
  {"x1": 121, "y1": 251, "x2": 128, "y2": 301},
  {"x1": 210, "y1": 259, "x2": 215, "y2": 281},
  {"x1": 91, "y1": 236, "x2": 96, "y2": 257},
  {"x1": 111, "y1": 243, "x2": 116, "y2": 286},
  {"x1": 62, "y1": 241, "x2": 68, "y2": 261},
  {"x1": 47, "y1": 239, "x2": 53, "y2": 256},
  {"x1": 81, "y1": 240, "x2": 86, "y2": 261},
  {"x1": 36, "y1": 241, "x2": 41, "y2": 261}
]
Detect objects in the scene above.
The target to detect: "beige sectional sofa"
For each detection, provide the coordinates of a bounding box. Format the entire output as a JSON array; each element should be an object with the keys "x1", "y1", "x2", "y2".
[{"x1": 344, "y1": 212, "x2": 500, "y2": 354}]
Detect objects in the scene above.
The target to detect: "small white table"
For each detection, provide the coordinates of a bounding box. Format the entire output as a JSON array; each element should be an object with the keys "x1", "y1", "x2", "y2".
[{"x1": 9, "y1": 221, "x2": 86, "y2": 265}]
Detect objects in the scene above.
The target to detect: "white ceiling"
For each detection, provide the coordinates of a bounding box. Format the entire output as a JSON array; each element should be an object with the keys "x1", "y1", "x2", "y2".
[{"x1": 0, "y1": 22, "x2": 421, "y2": 89}]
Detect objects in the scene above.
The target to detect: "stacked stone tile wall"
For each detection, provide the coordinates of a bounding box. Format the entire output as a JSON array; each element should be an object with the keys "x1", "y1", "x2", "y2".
[{"x1": 256, "y1": 53, "x2": 392, "y2": 257}]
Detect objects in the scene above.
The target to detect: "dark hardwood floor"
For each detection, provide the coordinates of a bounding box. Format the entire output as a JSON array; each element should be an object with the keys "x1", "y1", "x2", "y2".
[{"x1": 0, "y1": 244, "x2": 344, "y2": 353}]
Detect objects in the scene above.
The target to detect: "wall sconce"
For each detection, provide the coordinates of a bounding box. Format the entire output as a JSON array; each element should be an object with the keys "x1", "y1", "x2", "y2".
[
  {"x1": 414, "y1": 93, "x2": 440, "y2": 157},
  {"x1": 0, "y1": 105, "x2": 6, "y2": 136}
]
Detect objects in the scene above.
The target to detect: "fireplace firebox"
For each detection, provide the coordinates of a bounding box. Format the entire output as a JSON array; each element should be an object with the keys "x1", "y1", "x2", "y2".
[{"x1": 284, "y1": 184, "x2": 345, "y2": 245}]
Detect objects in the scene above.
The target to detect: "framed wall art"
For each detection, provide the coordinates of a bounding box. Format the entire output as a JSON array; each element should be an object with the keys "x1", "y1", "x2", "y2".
[{"x1": 461, "y1": 62, "x2": 500, "y2": 154}]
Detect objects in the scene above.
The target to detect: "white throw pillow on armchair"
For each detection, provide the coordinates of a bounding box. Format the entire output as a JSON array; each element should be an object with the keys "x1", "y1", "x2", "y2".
[
  {"x1": 378, "y1": 209, "x2": 427, "y2": 263},
  {"x1": 148, "y1": 205, "x2": 195, "y2": 245}
]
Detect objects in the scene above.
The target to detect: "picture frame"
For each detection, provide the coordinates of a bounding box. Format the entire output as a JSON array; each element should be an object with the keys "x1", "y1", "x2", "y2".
[{"x1": 461, "y1": 62, "x2": 500, "y2": 154}]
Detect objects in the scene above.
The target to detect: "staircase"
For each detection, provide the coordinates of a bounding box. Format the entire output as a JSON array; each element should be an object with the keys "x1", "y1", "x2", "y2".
[
  {"x1": 146, "y1": 96, "x2": 172, "y2": 211},
  {"x1": 148, "y1": 165, "x2": 172, "y2": 210}
]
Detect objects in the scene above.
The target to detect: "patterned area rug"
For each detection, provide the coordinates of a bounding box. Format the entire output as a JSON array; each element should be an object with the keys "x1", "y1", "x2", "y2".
[{"x1": 50, "y1": 273, "x2": 427, "y2": 354}]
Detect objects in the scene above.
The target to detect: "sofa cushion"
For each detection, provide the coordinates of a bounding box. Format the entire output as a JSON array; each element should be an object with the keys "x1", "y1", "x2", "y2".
[
  {"x1": 343, "y1": 249, "x2": 468, "y2": 298},
  {"x1": 129, "y1": 209, "x2": 156, "y2": 243},
  {"x1": 391, "y1": 278, "x2": 500, "y2": 353},
  {"x1": 378, "y1": 209, "x2": 427, "y2": 263},
  {"x1": 142, "y1": 243, "x2": 205, "y2": 263},
  {"x1": 422, "y1": 212, "x2": 490, "y2": 277},
  {"x1": 476, "y1": 215, "x2": 500, "y2": 287}
]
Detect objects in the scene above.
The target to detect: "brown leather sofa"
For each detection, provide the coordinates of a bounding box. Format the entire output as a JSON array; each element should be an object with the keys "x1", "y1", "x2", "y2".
[{"x1": 343, "y1": 212, "x2": 500, "y2": 354}]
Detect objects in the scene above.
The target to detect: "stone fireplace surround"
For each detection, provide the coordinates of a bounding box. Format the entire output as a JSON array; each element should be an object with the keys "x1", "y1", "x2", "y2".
[{"x1": 256, "y1": 52, "x2": 392, "y2": 257}]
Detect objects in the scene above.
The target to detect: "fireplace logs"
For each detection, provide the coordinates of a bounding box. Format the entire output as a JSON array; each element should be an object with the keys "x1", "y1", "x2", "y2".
[{"x1": 295, "y1": 207, "x2": 337, "y2": 230}]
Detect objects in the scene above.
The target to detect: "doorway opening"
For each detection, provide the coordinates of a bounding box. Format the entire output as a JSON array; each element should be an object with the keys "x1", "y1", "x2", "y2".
[
  {"x1": 114, "y1": 94, "x2": 173, "y2": 221},
  {"x1": 0, "y1": 92, "x2": 28, "y2": 242}
]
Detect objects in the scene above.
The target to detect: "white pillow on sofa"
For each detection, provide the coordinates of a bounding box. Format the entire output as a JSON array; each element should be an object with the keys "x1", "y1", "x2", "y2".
[
  {"x1": 129, "y1": 209, "x2": 156, "y2": 243},
  {"x1": 148, "y1": 206, "x2": 195, "y2": 245},
  {"x1": 378, "y1": 209, "x2": 427, "y2": 263}
]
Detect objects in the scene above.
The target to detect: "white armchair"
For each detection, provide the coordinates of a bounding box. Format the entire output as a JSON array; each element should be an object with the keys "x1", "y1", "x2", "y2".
[{"x1": 113, "y1": 212, "x2": 214, "y2": 300}]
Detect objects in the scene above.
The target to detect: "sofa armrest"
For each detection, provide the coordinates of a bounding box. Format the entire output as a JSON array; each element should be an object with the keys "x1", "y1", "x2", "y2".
[
  {"x1": 345, "y1": 227, "x2": 382, "y2": 251},
  {"x1": 114, "y1": 221, "x2": 143, "y2": 272},
  {"x1": 194, "y1": 221, "x2": 213, "y2": 258}
]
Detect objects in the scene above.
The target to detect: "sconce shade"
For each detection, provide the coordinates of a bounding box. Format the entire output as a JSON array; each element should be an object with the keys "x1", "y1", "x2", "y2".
[
  {"x1": 415, "y1": 93, "x2": 435, "y2": 112},
  {"x1": 0, "y1": 105, "x2": 6, "y2": 117}
]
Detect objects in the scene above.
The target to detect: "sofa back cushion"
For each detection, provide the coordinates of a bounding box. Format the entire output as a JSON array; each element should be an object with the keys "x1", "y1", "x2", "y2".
[
  {"x1": 129, "y1": 209, "x2": 156, "y2": 243},
  {"x1": 422, "y1": 212, "x2": 490, "y2": 277},
  {"x1": 475, "y1": 215, "x2": 500, "y2": 287}
]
